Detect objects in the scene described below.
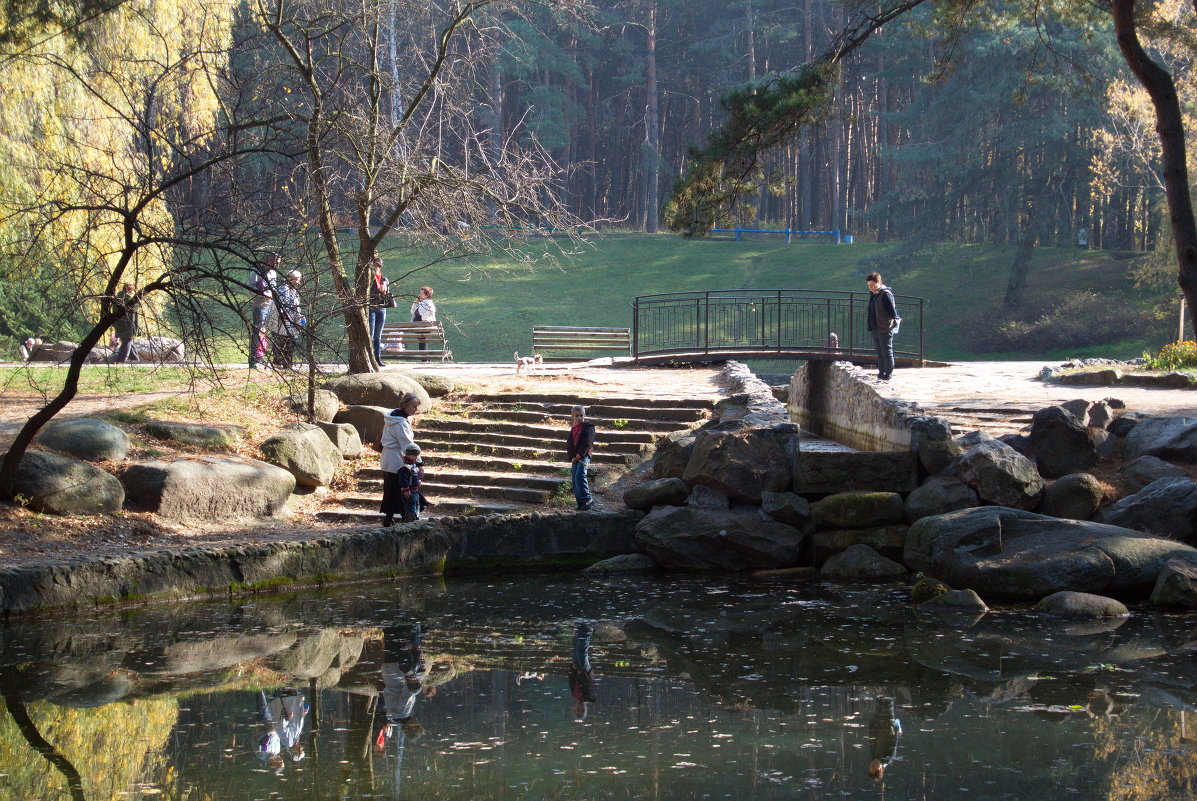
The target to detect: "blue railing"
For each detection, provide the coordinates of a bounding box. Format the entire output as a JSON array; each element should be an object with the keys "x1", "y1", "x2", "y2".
[{"x1": 710, "y1": 227, "x2": 845, "y2": 244}]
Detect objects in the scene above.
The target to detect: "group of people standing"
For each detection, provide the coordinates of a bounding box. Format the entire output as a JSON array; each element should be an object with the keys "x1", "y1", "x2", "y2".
[{"x1": 249, "y1": 253, "x2": 306, "y2": 370}]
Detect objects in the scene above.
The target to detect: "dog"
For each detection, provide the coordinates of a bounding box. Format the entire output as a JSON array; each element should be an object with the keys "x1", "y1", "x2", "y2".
[{"x1": 514, "y1": 351, "x2": 544, "y2": 375}]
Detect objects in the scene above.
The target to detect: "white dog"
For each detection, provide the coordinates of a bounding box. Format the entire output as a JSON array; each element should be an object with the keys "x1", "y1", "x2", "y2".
[{"x1": 514, "y1": 351, "x2": 544, "y2": 375}]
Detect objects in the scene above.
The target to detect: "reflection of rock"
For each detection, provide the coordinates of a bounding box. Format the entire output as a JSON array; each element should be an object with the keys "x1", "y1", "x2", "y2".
[
  {"x1": 146, "y1": 632, "x2": 299, "y2": 675},
  {"x1": 269, "y1": 629, "x2": 364, "y2": 679},
  {"x1": 905, "y1": 506, "x2": 1197, "y2": 600}
]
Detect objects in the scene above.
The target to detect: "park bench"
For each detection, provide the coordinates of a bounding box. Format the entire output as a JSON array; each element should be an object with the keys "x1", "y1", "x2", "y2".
[
  {"x1": 532, "y1": 325, "x2": 631, "y2": 362},
  {"x1": 379, "y1": 321, "x2": 452, "y2": 362}
]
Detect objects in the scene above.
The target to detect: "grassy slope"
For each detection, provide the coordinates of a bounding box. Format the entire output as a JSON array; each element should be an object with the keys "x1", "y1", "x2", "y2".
[{"x1": 375, "y1": 232, "x2": 1167, "y2": 363}]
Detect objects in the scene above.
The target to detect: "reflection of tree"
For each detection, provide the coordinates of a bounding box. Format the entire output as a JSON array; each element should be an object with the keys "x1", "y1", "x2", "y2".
[
  {"x1": 1, "y1": 692, "x2": 85, "y2": 801},
  {"x1": 1094, "y1": 709, "x2": 1197, "y2": 801}
]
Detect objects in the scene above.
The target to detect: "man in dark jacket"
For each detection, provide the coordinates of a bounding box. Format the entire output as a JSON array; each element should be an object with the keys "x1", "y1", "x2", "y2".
[
  {"x1": 566, "y1": 405, "x2": 596, "y2": 511},
  {"x1": 865, "y1": 272, "x2": 900, "y2": 381},
  {"x1": 112, "y1": 282, "x2": 139, "y2": 363}
]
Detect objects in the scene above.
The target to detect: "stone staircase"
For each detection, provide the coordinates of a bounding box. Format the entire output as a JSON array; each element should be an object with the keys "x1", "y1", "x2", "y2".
[
  {"x1": 920, "y1": 403, "x2": 1036, "y2": 438},
  {"x1": 316, "y1": 393, "x2": 714, "y2": 523}
]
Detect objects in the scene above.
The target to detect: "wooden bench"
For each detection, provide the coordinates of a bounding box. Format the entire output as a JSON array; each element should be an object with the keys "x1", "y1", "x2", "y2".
[
  {"x1": 379, "y1": 321, "x2": 452, "y2": 362},
  {"x1": 532, "y1": 326, "x2": 631, "y2": 362}
]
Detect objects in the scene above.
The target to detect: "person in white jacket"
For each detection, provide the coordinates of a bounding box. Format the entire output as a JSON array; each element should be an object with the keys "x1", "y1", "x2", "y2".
[{"x1": 380, "y1": 392, "x2": 421, "y2": 526}]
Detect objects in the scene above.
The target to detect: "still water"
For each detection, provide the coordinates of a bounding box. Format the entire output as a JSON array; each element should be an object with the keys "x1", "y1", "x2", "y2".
[{"x1": 1, "y1": 575, "x2": 1195, "y2": 801}]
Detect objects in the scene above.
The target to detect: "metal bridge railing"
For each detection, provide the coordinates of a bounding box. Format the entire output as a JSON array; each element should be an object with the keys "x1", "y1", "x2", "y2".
[{"x1": 632, "y1": 289, "x2": 924, "y2": 363}]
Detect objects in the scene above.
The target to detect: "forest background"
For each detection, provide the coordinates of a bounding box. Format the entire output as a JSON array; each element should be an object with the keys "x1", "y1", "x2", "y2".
[{"x1": 0, "y1": 0, "x2": 1192, "y2": 361}]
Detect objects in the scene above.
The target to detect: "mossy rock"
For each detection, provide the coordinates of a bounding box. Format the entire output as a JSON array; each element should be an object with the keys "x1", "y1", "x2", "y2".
[
  {"x1": 144, "y1": 420, "x2": 242, "y2": 450},
  {"x1": 911, "y1": 575, "x2": 951, "y2": 603}
]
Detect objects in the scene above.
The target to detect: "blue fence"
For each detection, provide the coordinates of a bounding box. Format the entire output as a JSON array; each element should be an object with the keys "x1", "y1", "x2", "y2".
[{"x1": 710, "y1": 227, "x2": 846, "y2": 244}]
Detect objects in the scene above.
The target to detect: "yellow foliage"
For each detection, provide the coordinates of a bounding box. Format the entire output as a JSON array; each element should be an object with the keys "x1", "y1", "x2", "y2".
[{"x1": 0, "y1": 694, "x2": 178, "y2": 800}]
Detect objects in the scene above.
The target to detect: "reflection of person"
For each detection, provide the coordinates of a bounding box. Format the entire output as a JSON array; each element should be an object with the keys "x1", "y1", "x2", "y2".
[
  {"x1": 256, "y1": 688, "x2": 309, "y2": 772},
  {"x1": 249, "y1": 253, "x2": 279, "y2": 369},
  {"x1": 111, "y1": 283, "x2": 139, "y2": 363},
  {"x1": 867, "y1": 698, "x2": 902, "y2": 782},
  {"x1": 271, "y1": 269, "x2": 306, "y2": 370},
  {"x1": 368, "y1": 256, "x2": 391, "y2": 362},
  {"x1": 865, "y1": 272, "x2": 900, "y2": 382},
  {"x1": 566, "y1": 405, "x2": 596, "y2": 511},
  {"x1": 376, "y1": 624, "x2": 434, "y2": 744},
  {"x1": 568, "y1": 623, "x2": 596, "y2": 722},
  {"x1": 380, "y1": 392, "x2": 421, "y2": 527},
  {"x1": 410, "y1": 286, "x2": 436, "y2": 351}
]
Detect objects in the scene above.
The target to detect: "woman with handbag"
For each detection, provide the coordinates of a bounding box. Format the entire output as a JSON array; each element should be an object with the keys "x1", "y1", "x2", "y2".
[{"x1": 368, "y1": 256, "x2": 394, "y2": 362}]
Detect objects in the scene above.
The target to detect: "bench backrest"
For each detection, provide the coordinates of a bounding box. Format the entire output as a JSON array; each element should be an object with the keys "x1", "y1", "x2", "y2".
[
  {"x1": 532, "y1": 326, "x2": 631, "y2": 362},
  {"x1": 380, "y1": 321, "x2": 452, "y2": 361}
]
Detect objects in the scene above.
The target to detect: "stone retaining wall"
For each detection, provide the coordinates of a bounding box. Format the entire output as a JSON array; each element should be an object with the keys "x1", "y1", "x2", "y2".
[
  {"x1": 789, "y1": 361, "x2": 923, "y2": 452},
  {"x1": 0, "y1": 511, "x2": 644, "y2": 615}
]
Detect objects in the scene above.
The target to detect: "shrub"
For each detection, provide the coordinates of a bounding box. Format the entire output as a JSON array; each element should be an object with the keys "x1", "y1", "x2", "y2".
[
  {"x1": 966, "y1": 291, "x2": 1157, "y2": 353},
  {"x1": 1143, "y1": 340, "x2": 1197, "y2": 371}
]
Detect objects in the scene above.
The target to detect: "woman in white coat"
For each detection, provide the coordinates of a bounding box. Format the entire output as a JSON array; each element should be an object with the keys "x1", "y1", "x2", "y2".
[{"x1": 380, "y1": 392, "x2": 421, "y2": 526}]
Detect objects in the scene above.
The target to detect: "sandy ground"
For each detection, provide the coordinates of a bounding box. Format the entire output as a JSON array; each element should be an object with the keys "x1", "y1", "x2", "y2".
[{"x1": 1, "y1": 359, "x2": 1194, "y2": 570}]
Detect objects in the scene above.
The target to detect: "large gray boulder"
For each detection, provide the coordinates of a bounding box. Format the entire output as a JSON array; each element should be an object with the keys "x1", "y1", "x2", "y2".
[
  {"x1": 1030, "y1": 406, "x2": 1096, "y2": 478},
  {"x1": 584, "y1": 554, "x2": 659, "y2": 575},
  {"x1": 288, "y1": 389, "x2": 341, "y2": 423},
  {"x1": 957, "y1": 440, "x2": 1044, "y2": 509},
  {"x1": 144, "y1": 420, "x2": 241, "y2": 450},
  {"x1": 813, "y1": 525, "x2": 907, "y2": 562},
  {"x1": 1117, "y1": 455, "x2": 1187, "y2": 494},
  {"x1": 793, "y1": 451, "x2": 917, "y2": 494},
  {"x1": 1034, "y1": 591, "x2": 1129, "y2": 619},
  {"x1": 909, "y1": 417, "x2": 960, "y2": 475},
  {"x1": 1100, "y1": 477, "x2": 1197, "y2": 542},
  {"x1": 260, "y1": 423, "x2": 343, "y2": 488},
  {"x1": 35, "y1": 418, "x2": 129, "y2": 462},
  {"x1": 905, "y1": 506, "x2": 1197, "y2": 600},
  {"x1": 1150, "y1": 559, "x2": 1197, "y2": 608},
  {"x1": 633, "y1": 506, "x2": 805, "y2": 571},
  {"x1": 682, "y1": 430, "x2": 792, "y2": 503},
  {"x1": 687, "y1": 484, "x2": 730, "y2": 510},
  {"x1": 391, "y1": 370, "x2": 456, "y2": 397},
  {"x1": 759, "y1": 491, "x2": 812, "y2": 529},
  {"x1": 1039, "y1": 473, "x2": 1104, "y2": 521},
  {"x1": 6, "y1": 451, "x2": 124, "y2": 515},
  {"x1": 322, "y1": 373, "x2": 431, "y2": 411},
  {"x1": 819, "y1": 543, "x2": 906, "y2": 580},
  {"x1": 1123, "y1": 416, "x2": 1197, "y2": 462},
  {"x1": 652, "y1": 431, "x2": 698, "y2": 480},
  {"x1": 905, "y1": 477, "x2": 979, "y2": 524},
  {"x1": 333, "y1": 405, "x2": 391, "y2": 447},
  {"x1": 121, "y1": 456, "x2": 295, "y2": 520},
  {"x1": 316, "y1": 421, "x2": 363, "y2": 458},
  {"x1": 811, "y1": 491, "x2": 904, "y2": 529},
  {"x1": 624, "y1": 477, "x2": 690, "y2": 511}
]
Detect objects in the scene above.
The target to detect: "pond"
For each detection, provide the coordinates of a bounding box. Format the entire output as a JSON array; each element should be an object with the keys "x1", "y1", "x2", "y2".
[{"x1": 0, "y1": 574, "x2": 1194, "y2": 801}]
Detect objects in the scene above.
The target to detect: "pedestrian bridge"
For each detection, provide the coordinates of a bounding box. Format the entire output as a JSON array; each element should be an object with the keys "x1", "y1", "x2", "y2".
[{"x1": 632, "y1": 289, "x2": 925, "y2": 366}]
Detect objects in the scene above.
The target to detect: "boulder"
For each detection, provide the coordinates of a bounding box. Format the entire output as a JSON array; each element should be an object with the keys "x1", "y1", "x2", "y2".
[
  {"x1": 1117, "y1": 455, "x2": 1187, "y2": 494},
  {"x1": 333, "y1": 405, "x2": 390, "y2": 447},
  {"x1": 260, "y1": 423, "x2": 344, "y2": 488},
  {"x1": 904, "y1": 477, "x2": 979, "y2": 524},
  {"x1": 1056, "y1": 368, "x2": 1121, "y2": 386},
  {"x1": 322, "y1": 373, "x2": 431, "y2": 411},
  {"x1": 682, "y1": 430, "x2": 792, "y2": 503},
  {"x1": 1087, "y1": 401, "x2": 1115, "y2": 430},
  {"x1": 910, "y1": 417, "x2": 960, "y2": 475},
  {"x1": 957, "y1": 440, "x2": 1044, "y2": 509},
  {"x1": 24, "y1": 340, "x2": 80, "y2": 363},
  {"x1": 392, "y1": 370, "x2": 455, "y2": 397},
  {"x1": 144, "y1": 420, "x2": 241, "y2": 450},
  {"x1": 121, "y1": 456, "x2": 295, "y2": 519},
  {"x1": 5, "y1": 451, "x2": 124, "y2": 515},
  {"x1": 687, "y1": 485, "x2": 730, "y2": 510},
  {"x1": 1094, "y1": 429, "x2": 1116, "y2": 458},
  {"x1": 1123, "y1": 416, "x2": 1197, "y2": 463},
  {"x1": 819, "y1": 544, "x2": 906, "y2": 580},
  {"x1": 624, "y1": 477, "x2": 690, "y2": 511},
  {"x1": 918, "y1": 589, "x2": 989, "y2": 613},
  {"x1": 904, "y1": 505, "x2": 1197, "y2": 600},
  {"x1": 1100, "y1": 477, "x2": 1197, "y2": 542},
  {"x1": 317, "y1": 421, "x2": 363, "y2": 458},
  {"x1": 811, "y1": 491, "x2": 904, "y2": 529},
  {"x1": 652, "y1": 431, "x2": 698, "y2": 480},
  {"x1": 584, "y1": 554, "x2": 659, "y2": 575},
  {"x1": 998, "y1": 433, "x2": 1035, "y2": 460},
  {"x1": 1039, "y1": 473, "x2": 1104, "y2": 521},
  {"x1": 911, "y1": 575, "x2": 952, "y2": 603},
  {"x1": 288, "y1": 389, "x2": 341, "y2": 423},
  {"x1": 793, "y1": 451, "x2": 917, "y2": 494},
  {"x1": 1135, "y1": 371, "x2": 1193, "y2": 388},
  {"x1": 1108, "y1": 411, "x2": 1148, "y2": 438},
  {"x1": 1034, "y1": 591, "x2": 1129, "y2": 619},
  {"x1": 1149, "y1": 559, "x2": 1197, "y2": 609},
  {"x1": 759, "y1": 491, "x2": 812, "y2": 529},
  {"x1": 633, "y1": 506, "x2": 805, "y2": 571},
  {"x1": 1059, "y1": 399, "x2": 1092, "y2": 422},
  {"x1": 1030, "y1": 406, "x2": 1096, "y2": 478},
  {"x1": 125, "y1": 336, "x2": 185, "y2": 363},
  {"x1": 955, "y1": 431, "x2": 994, "y2": 449},
  {"x1": 35, "y1": 418, "x2": 129, "y2": 462},
  {"x1": 812, "y1": 525, "x2": 907, "y2": 562}
]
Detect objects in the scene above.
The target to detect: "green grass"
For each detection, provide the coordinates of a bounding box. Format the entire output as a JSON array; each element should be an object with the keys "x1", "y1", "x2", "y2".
[{"x1": 372, "y1": 232, "x2": 1171, "y2": 363}]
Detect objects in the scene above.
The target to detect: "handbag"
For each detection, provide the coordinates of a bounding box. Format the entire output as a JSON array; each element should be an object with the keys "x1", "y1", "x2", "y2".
[{"x1": 380, "y1": 291, "x2": 397, "y2": 309}]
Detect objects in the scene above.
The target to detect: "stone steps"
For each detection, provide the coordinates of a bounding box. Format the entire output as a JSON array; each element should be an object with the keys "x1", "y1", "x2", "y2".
[
  {"x1": 418, "y1": 438, "x2": 639, "y2": 464},
  {"x1": 421, "y1": 418, "x2": 660, "y2": 444}
]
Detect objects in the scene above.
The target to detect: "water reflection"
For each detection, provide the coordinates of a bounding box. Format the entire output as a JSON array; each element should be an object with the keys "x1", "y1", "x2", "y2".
[{"x1": 0, "y1": 576, "x2": 1194, "y2": 800}]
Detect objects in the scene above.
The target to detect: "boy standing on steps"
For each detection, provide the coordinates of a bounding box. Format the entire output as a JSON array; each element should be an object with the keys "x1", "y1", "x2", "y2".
[
  {"x1": 566, "y1": 405, "x2": 596, "y2": 511},
  {"x1": 397, "y1": 444, "x2": 424, "y2": 523}
]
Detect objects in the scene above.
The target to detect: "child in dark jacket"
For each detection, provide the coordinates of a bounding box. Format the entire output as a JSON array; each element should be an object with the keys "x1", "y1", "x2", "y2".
[{"x1": 397, "y1": 445, "x2": 424, "y2": 522}]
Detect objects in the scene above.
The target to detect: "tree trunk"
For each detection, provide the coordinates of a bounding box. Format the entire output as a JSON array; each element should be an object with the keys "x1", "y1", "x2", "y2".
[
  {"x1": 644, "y1": 1, "x2": 660, "y2": 233},
  {"x1": 1004, "y1": 195, "x2": 1039, "y2": 310},
  {"x1": 1112, "y1": 0, "x2": 1197, "y2": 338}
]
